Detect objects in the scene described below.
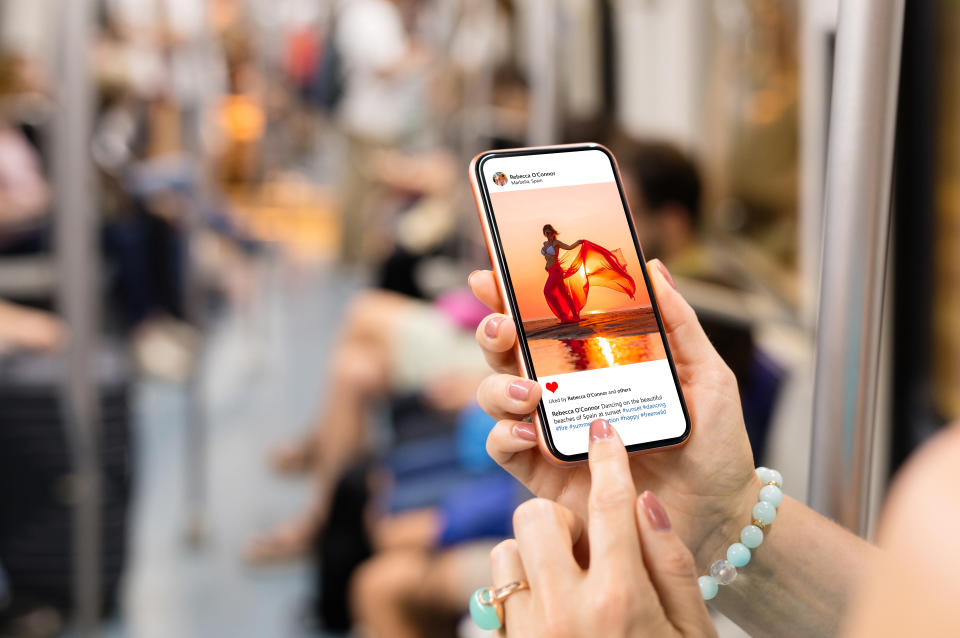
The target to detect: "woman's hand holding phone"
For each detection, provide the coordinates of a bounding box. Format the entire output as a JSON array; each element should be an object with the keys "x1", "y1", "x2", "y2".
[
  {"x1": 470, "y1": 259, "x2": 759, "y2": 569},
  {"x1": 493, "y1": 419, "x2": 716, "y2": 637}
]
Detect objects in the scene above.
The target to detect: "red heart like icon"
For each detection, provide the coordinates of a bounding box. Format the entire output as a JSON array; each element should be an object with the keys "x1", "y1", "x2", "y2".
[{"x1": 545, "y1": 381, "x2": 559, "y2": 393}]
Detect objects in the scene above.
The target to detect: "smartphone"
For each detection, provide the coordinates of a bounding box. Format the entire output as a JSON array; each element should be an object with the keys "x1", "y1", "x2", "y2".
[{"x1": 469, "y1": 144, "x2": 690, "y2": 463}]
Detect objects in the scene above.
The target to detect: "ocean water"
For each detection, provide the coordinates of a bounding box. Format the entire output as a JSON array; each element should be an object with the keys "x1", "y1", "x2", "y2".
[{"x1": 524, "y1": 306, "x2": 667, "y2": 376}]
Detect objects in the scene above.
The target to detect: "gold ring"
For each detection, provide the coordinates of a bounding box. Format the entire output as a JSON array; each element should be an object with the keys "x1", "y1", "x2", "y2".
[
  {"x1": 484, "y1": 580, "x2": 530, "y2": 625},
  {"x1": 490, "y1": 580, "x2": 529, "y2": 602}
]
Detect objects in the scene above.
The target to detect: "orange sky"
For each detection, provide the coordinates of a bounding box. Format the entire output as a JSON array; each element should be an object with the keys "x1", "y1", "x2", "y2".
[{"x1": 491, "y1": 182, "x2": 651, "y2": 320}]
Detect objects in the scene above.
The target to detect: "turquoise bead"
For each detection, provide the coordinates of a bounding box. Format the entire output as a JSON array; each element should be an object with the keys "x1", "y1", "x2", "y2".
[
  {"x1": 756, "y1": 467, "x2": 783, "y2": 487},
  {"x1": 469, "y1": 587, "x2": 501, "y2": 630},
  {"x1": 753, "y1": 501, "x2": 777, "y2": 525},
  {"x1": 759, "y1": 484, "x2": 783, "y2": 507},
  {"x1": 727, "y1": 542, "x2": 751, "y2": 567},
  {"x1": 698, "y1": 575, "x2": 719, "y2": 600},
  {"x1": 740, "y1": 524, "x2": 764, "y2": 549}
]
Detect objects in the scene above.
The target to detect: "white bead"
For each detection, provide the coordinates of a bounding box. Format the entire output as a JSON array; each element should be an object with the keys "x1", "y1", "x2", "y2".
[{"x1": 710, "y1": 559, "x2": 737, "y2": 585}]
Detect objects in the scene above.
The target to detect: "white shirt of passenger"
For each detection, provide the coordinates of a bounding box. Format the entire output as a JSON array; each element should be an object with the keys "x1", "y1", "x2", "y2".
[{"x1": 336, "y1": 0, "x2": 417, "y2": 141}]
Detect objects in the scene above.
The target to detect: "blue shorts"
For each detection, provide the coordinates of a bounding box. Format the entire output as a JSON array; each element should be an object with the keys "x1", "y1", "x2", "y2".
[{"x1": 436, "y1": 474, "x2": 518, "y2": 547}]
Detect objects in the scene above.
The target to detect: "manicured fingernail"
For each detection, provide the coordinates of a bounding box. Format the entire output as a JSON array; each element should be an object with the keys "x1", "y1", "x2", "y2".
[
  {"x1": 485, "y1": 315, "x2": 505, "y2": 338},
  {"x1": 640, "y1": 490, "x2": 671, "y2": 531},
  {"x1": 653, "y1": 259, "x2": 676, "y2": 290},
  {"x1": 589, "y1": 418, "x2": 612, "y2": 442},
  {"x1": 512, "y1": 422, "x2": 537, "y2": 441},
  {"x1": 508, "y1": 379, "x2": 536, "y2": 400}
]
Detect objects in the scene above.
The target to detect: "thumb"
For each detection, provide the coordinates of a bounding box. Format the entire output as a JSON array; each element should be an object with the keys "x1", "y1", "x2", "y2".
[{"x1": 646, "y1": 259, "x2": 721, "y2": 369}]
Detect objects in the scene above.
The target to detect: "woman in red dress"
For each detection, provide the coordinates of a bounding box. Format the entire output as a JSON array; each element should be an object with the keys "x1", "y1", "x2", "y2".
[{"x1": 540, "y1": 223, "x2": 637, "y2": 323}]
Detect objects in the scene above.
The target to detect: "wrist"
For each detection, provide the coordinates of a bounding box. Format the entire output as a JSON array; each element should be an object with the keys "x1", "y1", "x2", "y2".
[{"x1": 692, "y1": 471, "x2": 764, "y2": 571}]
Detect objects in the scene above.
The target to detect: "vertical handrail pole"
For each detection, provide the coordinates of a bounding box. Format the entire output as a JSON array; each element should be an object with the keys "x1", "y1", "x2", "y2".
[
  {"x1": 53, "y1": 0, "x2": 101, "y2": 633},
  {"x1": 526, "y1": 0, "x2": 558, "y2": 145},
  {"x1": 182, "y1": 1, "x2": 213, "y2": 548},
  {"x1": 798, "y1": 0, "x2": 838, "y2": 327},
  {"x1": 808, "y1": 0, "x2": 904, "y2": 535}
]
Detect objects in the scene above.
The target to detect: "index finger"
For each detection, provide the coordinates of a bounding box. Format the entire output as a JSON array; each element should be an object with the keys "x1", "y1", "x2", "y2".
[
  {"x1": 586, "y1": 419, "x2": 649, "y2": 587},
  {"x1": 468, "y1": 270, "x2": 504, "y2": 313}
]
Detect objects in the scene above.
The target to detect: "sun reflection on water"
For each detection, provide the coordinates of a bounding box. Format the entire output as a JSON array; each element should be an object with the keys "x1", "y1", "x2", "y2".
[
  {"x1": 529, "y1": 333, "x2": 667, "y2": 375},
  {"x1": 523, "y1": 306, "x2": 667, "y2": 375},
  {"x1": 596, "y1": 337, "x2": 616, "y2": 366}
]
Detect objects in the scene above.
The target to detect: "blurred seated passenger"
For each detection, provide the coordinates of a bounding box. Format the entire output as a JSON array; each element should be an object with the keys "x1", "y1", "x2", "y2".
[
  {"x1": 350, "y1": 537, "x2": 496, "y2": 638},
  {"x1": 347, "y1": 493, "x2": 509, "y2": 638},
  {"x1": 245, "y1": 287, "x2": 490, "y2": 563},
  {"x1": 367, "y1": 148, "x2": 461, "y2": 298},
  {"x1": 618, "y1": 140, "x2": 738, "y2": 288},
  {"x1": 619, "y1": 141, "x2": 781, "y2": 459},
  {"x1": 316, "y1": 409, "x2": 521, "y2": 636}
]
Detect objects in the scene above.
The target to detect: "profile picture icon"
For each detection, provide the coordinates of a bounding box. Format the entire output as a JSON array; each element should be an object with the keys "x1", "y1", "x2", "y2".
[{"x1": 492, "y1": 172, "x2": 508, "y2": 187}]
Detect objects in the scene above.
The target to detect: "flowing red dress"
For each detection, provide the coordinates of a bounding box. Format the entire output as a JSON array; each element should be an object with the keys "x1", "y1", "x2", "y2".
[{"x1": 543, "y1": 240, "x2": 637, "y2": 323}]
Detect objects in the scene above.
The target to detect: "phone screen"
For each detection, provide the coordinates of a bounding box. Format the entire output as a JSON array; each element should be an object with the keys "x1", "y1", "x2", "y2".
[{"x1": 478, "y1": 147, "x2": 689, "y2": 459}]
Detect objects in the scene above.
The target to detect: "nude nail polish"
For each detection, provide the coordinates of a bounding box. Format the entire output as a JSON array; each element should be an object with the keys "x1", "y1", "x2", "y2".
[
  {"x1": 484, "y1": 316, "x2": 504, "y2": 338},
  {"x1": 640, "y1": 490, "x2": 671, "y2": 532},
  {"x1": 512, "y1": 422, "x2": 537, "y2": 441},
  {"x1": 654, "y1": 259, "x2": 677, "y2": 290},
  {"x1": 589, "y1": 418, "x2": 612, "y2": 442},
  {"x1": 508, "y1": 379, "x2": 535, "y2": 400}
]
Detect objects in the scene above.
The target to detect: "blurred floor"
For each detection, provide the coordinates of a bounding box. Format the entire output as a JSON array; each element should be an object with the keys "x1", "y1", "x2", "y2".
[{"x1": 122, "y1": 257, "x2": 362, "y2": 638}]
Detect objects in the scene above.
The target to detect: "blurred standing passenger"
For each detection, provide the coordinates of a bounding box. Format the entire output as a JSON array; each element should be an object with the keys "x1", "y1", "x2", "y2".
[
  {"x1": 334, "y1": 0, "x2": 429, "y2": 265},
  {"x1": 216, "y1": 22, "x2": 265, "y2": 189},
  {"x1": 0, "y1": 54, "x2": 51, "y2": 252},
  {"x1": 0, "y1": 53, "x2": 60, "y2": 350}
]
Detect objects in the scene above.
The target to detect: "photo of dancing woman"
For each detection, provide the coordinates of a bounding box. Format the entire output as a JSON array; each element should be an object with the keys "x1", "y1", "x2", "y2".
[
  {"x1": 540, "y1": 223, "x2": 637, "y2": 323},
  {"x1": 489, "y1": 181, "x2": 667, "y2": 375}
]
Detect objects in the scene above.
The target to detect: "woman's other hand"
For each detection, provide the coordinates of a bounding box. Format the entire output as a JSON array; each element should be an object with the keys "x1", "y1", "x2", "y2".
[
  {"x1": 469, "y1": 259, "x2": 758, "y2": 568},
  {"x1": 841, "y1": 423, "x2": 960, "y2": 637},
  {"x1": 491, "y1": 419, "x2": 716, "y2": 637}
]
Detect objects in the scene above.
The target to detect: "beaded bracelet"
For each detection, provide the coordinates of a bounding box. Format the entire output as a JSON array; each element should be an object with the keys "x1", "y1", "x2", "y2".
[{"x1": 697, "y1": 467, "x2": 783, "y2": 600}]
